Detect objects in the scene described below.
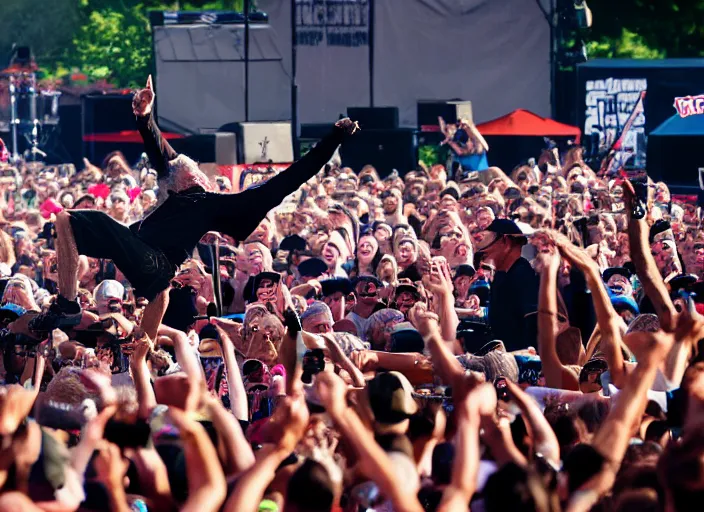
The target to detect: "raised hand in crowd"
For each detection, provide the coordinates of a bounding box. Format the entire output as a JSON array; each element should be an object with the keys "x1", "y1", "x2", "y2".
[{"x1": 535, "y1": 238, "x2": 581, "y2": 391}]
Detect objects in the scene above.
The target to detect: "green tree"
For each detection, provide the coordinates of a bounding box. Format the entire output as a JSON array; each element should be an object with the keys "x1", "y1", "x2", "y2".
[
  {"x1": 586, "y1": 28, "x2": 665, "y2": 60},
  {"x1": 69, "y1": 4, "x2": 152, "y2": 86},
  {"x1": 585, "y1": 0, "x2": 704, "y2": 58}
]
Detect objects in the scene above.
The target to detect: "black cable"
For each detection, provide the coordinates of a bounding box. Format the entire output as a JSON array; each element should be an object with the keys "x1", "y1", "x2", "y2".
[{"x1": 534, "y1": 0, "x2": 553, "y2": 26}]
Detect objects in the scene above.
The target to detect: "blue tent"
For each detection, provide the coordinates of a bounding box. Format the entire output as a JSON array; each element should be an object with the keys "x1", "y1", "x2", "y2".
[
  {"x1": 647, "y1": 109, "x2": 704, "y2": 192},
  {"x1": 650, "y1": 111, "x2": 704, "y2": 136}
]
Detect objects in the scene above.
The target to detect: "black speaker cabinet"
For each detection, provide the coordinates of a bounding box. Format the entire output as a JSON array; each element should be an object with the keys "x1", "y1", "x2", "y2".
[
  {"x1": 300, "y1": 123, "x2": 335, "y2": 140},
  {"x1": 340, "y1": 128, "x2": 418, "y2": 178},
  {"x1": 417, "y1": 100, "x2": 473, "y2": 128},
  {"x1": 81, "y1": 93, "x2": 137, "y2": 164},
  {"x1": 81, "y1": 93, "x2": 135, "y2": 135},
  {"x1": 347, "y1": 107, "x2": 399, "y2": 130},
  {"x1": 169, "y1": 133, "x2": 237, "y2": 165}
]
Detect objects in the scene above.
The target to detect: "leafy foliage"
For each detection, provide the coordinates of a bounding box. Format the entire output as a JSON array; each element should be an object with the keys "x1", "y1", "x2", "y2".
[
  {"x1": 585, "y1": 0, "x2": 704, "y2": 58},
  {"x1": 70, "y1": 5, "x2": 152, "y2": 86},
  {"x1": 586, "y1": 28, "x2": 665, "y2": 60},
  {"x1": 0, "y1": 1, "x2": 251, "y2": 87}
]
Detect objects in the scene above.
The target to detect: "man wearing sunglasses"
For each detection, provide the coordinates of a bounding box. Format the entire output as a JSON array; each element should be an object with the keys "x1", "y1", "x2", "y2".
[
  {"x1": 476, "y1": 219, "x2": 539, "y2": 351},
  {"x1": 346, "y1": 276, "x2": 384, "y2": 341}
]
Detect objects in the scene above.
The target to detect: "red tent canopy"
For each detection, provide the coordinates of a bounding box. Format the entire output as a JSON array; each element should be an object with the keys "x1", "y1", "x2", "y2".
[{"x1": 476, "y1": 109, "x2": 581, "y2": 143}]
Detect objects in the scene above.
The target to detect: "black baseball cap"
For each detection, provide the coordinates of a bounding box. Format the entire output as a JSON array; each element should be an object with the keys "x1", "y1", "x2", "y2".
[
  {"x1": 477, "y1": 219, "x2": 528, "y2": 249},
  {"x1": 352, "y1": 275, "x2": 383, "y2": 289},
  {"x1": 669, "y1": 273, "x2": 698, "y2": 295},
  {"x1": 394, "y1": 283, "x2": 421, "y2": 303},
  {"x1": 454, "y1": 264, "x2": 476, "y2": 279},
  {"x1": 320, "y1": 277, "x2": 353, "y2": 297},
  {"x1": 279, "y1": 234, "x2": 307, "y2": 252},
  {"x1": 486, "y1": 218, "x2": 525, "y2": 237},
  {"x1": 297, "y1": 258, "x2": 328, "y2": 278},
  {"x1": 602, "y1": 267, "x2": 631, "y2": 283},
  {"x1": 649, "y1": 220, "x2": 673, "y2": 244}
]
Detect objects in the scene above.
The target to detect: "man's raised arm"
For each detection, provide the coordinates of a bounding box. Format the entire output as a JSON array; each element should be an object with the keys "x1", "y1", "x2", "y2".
[
  {"x1": 133, "y1": 75, "x2": 178, "y2": 179},
  {"x1": 213, "y1": 119, "x2": 358, "y2": 242}
]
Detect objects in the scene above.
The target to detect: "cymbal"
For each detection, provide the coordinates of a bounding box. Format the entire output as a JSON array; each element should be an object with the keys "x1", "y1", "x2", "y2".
[{"x1": 0, "y1": 63, "x2": 38, "y2": 76}]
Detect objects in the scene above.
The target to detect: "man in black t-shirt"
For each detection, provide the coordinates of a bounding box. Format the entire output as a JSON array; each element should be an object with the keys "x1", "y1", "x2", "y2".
[{"x1": 477, "y1": 219, "x2": 539, "y2": 352}]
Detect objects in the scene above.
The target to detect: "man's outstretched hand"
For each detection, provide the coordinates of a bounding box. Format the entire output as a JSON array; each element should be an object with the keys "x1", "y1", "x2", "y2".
[
  {"x1": 335, "y1": 117, "x2": 360, "y2": 135},
  {"x1": 132, "y1": 75, "x2": 155, "y2": 117}
]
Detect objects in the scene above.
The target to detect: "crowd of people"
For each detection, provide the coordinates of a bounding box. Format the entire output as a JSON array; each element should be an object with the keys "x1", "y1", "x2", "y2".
[{"x1": 0, "y1": 75, "x2": 702, "y2": 512}]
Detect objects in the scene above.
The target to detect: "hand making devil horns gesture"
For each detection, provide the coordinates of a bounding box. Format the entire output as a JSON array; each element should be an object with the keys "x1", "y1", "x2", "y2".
[{"x1": 132, "y1": 75, "x2": 155, "y2": 117}]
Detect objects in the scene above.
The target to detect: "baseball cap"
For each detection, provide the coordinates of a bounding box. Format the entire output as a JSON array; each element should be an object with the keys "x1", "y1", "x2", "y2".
[
  {"x1": 93, "y1": 279, "x2": 124, "y2": 304},
  {"x1": 279, "y1": 234, "x2": 307, "y2": 252},
  {"x1": 394, "y1": 282, "x2": 421, "y2": 299},
  {"x1": 320, "y1": 277, "x2": 353, "y2": 297},
  {"x1": 626, "y1": 314, "x2": 660, "y2": 334},
  {"x1": 610, "y1": 295, "x2": 640, "y2": 316},
  {"x1": 649, "y1": 219, "x2": 674, "y2": 244},
  {"x1": 352, "y1": 275, "x2": 383, "y2": 289},
  {"x1": 602, "y1": 267, "x2": 632, "y2": 283},
  {"x1": 367, "y1": 371, "x2": 418, "y2": 425},
  {"x1": 668, "y1": 274, "x2": 698, "y2": 296},
  {"x1": 476, "y1": 218, "x2": 528, "y2": 250},
  {"x1": 297, "y1": 257, "x2": 328, "y2": 278},
  {"x1": 389, "y1": 324, "x2": 424, "y2": 353},
  {"x1": 0, "y1": 303, "x2": 26, "y2": 322},
  {"x1": 454, "y1": 264, "x2": 476, "y2": 279}
]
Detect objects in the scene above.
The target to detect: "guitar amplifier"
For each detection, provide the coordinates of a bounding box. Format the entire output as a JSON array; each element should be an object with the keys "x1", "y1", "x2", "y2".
[
  {"x1": 219, "y1": 122, "x2": 293, "y2": 164},
  {"x1": 340, "y1": 128, "x2": 417, "y2": 178},
  {"x1": 170, "y1": 132, "x2": 237, "y2": 165},
  {"x1": 347, "y1": 107, "x2": 399, "y2": 130},
  {"x1": 417, "y1": 100, "x2": 473, "y2": 128}
]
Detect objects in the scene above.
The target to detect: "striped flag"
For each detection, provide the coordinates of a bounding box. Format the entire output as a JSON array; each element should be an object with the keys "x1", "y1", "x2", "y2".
[
  {"x1": 600, "y1": 90, "x2": 646, "y2": 175},
  {"x1": 612, "y1": 90, "x2": 646, "y2": 151}
]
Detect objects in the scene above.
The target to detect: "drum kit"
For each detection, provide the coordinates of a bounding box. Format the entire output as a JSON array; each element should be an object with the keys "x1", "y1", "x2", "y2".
[{"x1": 0, "y1": 62, "x2": 61, "y2": 162}]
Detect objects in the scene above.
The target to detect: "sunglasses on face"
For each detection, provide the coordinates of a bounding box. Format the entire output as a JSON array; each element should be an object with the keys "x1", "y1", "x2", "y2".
[{"x1": 440, "y1": 231, "x2": 463, "y2": 241}]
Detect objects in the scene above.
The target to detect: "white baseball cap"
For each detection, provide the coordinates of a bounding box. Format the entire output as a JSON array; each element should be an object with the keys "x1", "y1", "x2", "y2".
[{"x1": 93, "y1": 280, "x2": 125, "y2": 303}]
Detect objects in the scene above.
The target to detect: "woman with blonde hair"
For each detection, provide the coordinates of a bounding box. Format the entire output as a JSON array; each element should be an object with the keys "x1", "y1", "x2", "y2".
[{"x1": 0, "y1": 229, "x2": 16, "y2": 269}]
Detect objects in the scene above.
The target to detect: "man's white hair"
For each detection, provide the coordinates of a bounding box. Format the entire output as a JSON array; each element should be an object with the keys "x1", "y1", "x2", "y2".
[{"x1": 163, "y1": 154, "x2": 212, "y2": 196}]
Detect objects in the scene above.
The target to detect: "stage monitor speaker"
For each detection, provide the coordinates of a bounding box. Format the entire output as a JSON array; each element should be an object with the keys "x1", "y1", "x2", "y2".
[
  {"x1": 340, "y1": 128, "x2": 418, "y2": 178},
  {"x1": 417, "y1": 100, "x2": 473, "y2": 127},
  {"x1": 347, "y1": 107, "x2": 399, "y2": 130},
  {"x1": 300, "y1": 123, "x2": 334, "y2": 140},
  {"x1": 82, "y1": 93, "x2": 137, "y2": 164},
  {"x1": 170, "y1": 132, "x2": 237, "y2": 165},
  {"x1": 47, "y1": 104, "x2": 82, "y2": 166},
  {"x1": 81, "y1": 94, "x2": 135, "y2": 134},
  {"x1": 219, "y1": 122, "x2": 293, "y2": 164}
]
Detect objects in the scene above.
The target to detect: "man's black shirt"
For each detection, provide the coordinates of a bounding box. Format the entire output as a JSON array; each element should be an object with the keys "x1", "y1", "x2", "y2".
[{"x1": 488, "y1": 256, "x2": 539, "y2": 352}]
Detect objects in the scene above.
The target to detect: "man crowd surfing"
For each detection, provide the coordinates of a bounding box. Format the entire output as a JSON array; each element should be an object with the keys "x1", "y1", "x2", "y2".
[{"x1": 0, "y1": 76, "x2": 702, "y2": 512}]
